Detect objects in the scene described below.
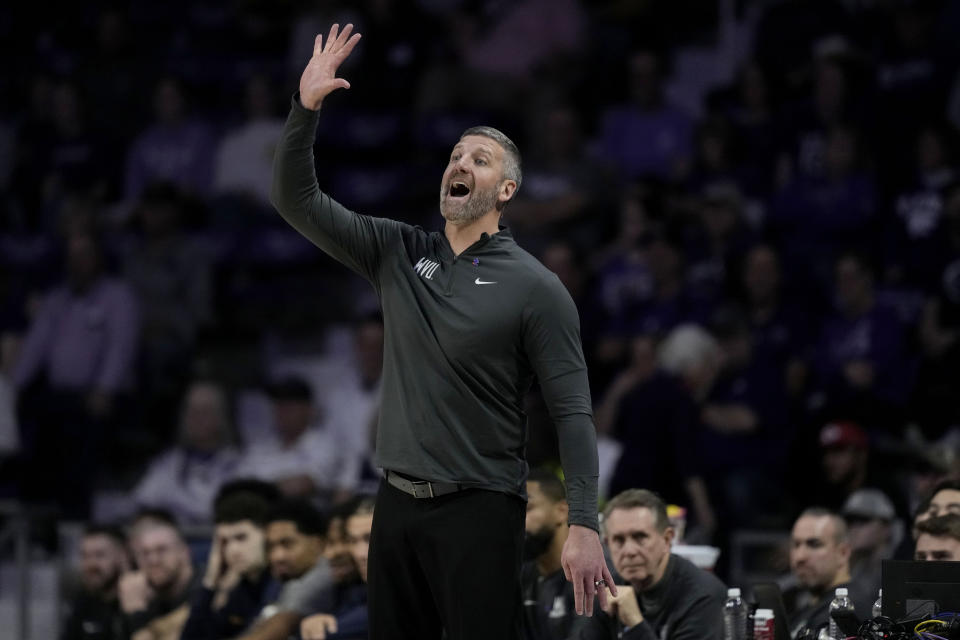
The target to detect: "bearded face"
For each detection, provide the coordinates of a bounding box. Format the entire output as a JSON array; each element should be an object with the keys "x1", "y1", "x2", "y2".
[
  {"x1": 439, "y1": 135, "x2": 510, "y2": 226},
  {"x1": 439, "y1": 177, "x2": 500, "y2": 225}
]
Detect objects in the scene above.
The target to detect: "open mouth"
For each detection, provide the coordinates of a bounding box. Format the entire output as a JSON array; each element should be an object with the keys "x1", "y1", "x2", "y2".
[{"x1": 449, "y1": 181, "x2": 471, "y2": 198}]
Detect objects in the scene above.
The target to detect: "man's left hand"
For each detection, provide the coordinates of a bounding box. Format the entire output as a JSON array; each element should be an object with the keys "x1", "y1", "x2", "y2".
[{"x1": 561, "y1": 524, "x2": 617, "y2": 616}]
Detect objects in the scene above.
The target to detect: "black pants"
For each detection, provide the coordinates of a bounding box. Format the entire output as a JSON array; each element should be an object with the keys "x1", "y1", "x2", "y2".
[{"x1": 368, "y1": 478, "x2": 525, "y2": 640}]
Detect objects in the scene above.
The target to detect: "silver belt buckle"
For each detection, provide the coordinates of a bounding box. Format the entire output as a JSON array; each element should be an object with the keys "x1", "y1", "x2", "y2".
[{"x1": 411, "y1": 480, "x2": 434, "y2": 498}]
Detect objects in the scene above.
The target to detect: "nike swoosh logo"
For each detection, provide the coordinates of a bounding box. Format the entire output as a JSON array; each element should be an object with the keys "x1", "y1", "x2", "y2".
[{"x1": 475, "y1": 278, "x2": 497, "y2": 285}]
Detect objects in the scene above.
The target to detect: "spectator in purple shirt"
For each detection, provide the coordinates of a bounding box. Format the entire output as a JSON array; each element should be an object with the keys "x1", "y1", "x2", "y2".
[
  {"x1": 13, "y1": 229, "x2": 139, "y2": 516},
  {"x1": 124, "y1": 76, "x2": 215, "y2": 204},
  {"x1": 812, "y1": 252, "x2": 908, "y2": 432},
  {"x1": 597, "y1": 49, "x2": 694, "y2": 183},
  {"x1": 738, "y1": 244, "x2": 811, "y2": 397},
  {"x1": 771, "y1": 126, "x2": 878, "y2": 296},
  {"x1": 607, "y1": 239, "x2": 709, "y2": 340},
  {"x1": 883, "y1": 125, "x2": 957, "y2": 290}
]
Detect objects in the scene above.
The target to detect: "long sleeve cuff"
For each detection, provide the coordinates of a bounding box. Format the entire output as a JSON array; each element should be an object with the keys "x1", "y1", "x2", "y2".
[{"x1": 565, "y1": 474, "x2": 600, "y2": 532}]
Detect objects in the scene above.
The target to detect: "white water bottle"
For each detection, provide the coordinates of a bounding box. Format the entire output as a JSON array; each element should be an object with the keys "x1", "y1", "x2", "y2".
[
  {"x1": 723, "y1": 588, "x2": 747, "y2": 640},
  {"x1": 872, "y1": 589, "x2": 882, "y2": 618},
  {"x1": 828, "y1": 587, "x2": 854, "y2": 640}
]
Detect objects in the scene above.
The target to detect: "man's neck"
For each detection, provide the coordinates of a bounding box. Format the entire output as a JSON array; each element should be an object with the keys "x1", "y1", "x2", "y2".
[
  {"x1": 536, "y1": 527, "x2": 569, "y2": 577},
  {"x1": 634, "y1": 552, "x2": 672, "y2": 593},
  {"x1": 813, "y1": 571, "x2": 851, "y2": 599},
  {"x1": 443, "y1": 212, "x2": 500, "y2": 256}
]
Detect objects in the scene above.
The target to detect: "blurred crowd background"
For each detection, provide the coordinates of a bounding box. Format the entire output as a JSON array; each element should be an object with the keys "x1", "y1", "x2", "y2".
[{"x1": 2, "y1": 0, "x2": 960, "y2": 599}]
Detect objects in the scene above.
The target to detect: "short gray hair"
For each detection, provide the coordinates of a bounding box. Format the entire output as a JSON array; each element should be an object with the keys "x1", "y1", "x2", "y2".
[
  {"x1": 603, "y1": 488, "x2": 669, "y2": 533},
  {"x1": 460, "y1": 126, "x2": 523, "y2": 195}
]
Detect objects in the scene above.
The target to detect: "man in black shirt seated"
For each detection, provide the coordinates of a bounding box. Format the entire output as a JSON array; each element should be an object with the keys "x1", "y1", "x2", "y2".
[
  {"x1": 576, "y1": 489, "x2": 726, "y2": 639},
  {"x1": 61, "y1": 524, "x2": 130, "y2": 640},
  {"x1": 784, "y1": 508, "x2": 872, "y2": 638},
  {"x1": 521, "y1": 469, "x2": 585, "y2": 640},
  {"x1": 181, "y1": 488, "x2": 276, "y2": 639}
]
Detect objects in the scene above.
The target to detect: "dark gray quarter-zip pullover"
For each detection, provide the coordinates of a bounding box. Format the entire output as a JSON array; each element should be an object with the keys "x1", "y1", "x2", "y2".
[{"x1": 271, "y1": 96, "x2": 599, "y2": 530}]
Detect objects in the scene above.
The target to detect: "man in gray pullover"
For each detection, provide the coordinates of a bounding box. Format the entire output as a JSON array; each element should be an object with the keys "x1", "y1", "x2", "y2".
[{"x1": 271, "y1": 22, "x2": 614, "y2": 640}]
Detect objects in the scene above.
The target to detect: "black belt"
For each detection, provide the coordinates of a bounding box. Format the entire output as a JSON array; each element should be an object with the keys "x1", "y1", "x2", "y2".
[{"x1": 386, "y1": 470, "x2": 463, "y2": 498}]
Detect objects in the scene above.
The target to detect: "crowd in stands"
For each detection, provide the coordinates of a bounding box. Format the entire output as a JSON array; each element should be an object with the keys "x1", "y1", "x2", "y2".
[{"x1": 3, "y1": 0, "x2": 960, "y2": 636}]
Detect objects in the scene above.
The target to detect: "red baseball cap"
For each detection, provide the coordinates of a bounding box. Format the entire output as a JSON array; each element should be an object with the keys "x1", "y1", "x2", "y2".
[{"x1": 819, "y1": 421, "x2": 869, "y2": 450}]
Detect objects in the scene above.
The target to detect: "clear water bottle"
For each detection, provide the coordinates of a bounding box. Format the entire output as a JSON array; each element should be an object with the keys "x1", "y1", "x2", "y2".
[
  {"x1": 828, "y1": 587, "x2": 854, "y2": 640},
  {"x1": 724, "y1": 588, "x2": 747, "y2": 640},
  {"x1": 872, "y1": 589, "x2": 882, "y2": 618}
]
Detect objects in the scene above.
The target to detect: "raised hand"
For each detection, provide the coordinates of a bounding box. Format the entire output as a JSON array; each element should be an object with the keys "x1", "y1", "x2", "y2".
[{"x1": 299, "y1": 23, "x2": 362, "y2": 111}]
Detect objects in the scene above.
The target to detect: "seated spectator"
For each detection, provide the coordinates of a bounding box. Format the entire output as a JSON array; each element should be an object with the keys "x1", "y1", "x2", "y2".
[
  {"x1": 808, "y1": 421, "x2": 872, "y2": 512},
  {"x1": 577, "y1": 488, "x2": 726, "y2": 639},
  {"x1": 61, "y1": 524, "x2": 130, "y2": 640},
  {"x1": 698, "y1": 309, "x2": 790, "y2": 528},
  {"x1": 683, "y1": 184, "x2": 758, "y2": 307},
  {"x1": 737, "y1": 244, "x2": 810, "y2": 396},
  {"x1": 8, "y1": 79, "x2": 110, "y2": 228},
  {"x1": 657, "y1": 324, "x2": 721, "y2": 404},
  {"x1": 595, "y1": 334, "x2": 715, "y2": 538},
  {"x1": 124, "y1": 76, "x2": 215, "y2": 203},
  {"x1": 300, "y1": 497, "x2": 375, "y2": 640},
  {"x1": 13, "y1": 229, "x2": 139, "y2": 517},
  {"x1": 611, "y1": 240, "x2": 707, "y2": 338},
  {"x1": 725, "y1": 62, "x2": 777, "y2": 187},
  {"x1": 234, "y1": 376, "x2": 357, "y2": 502},
  {"x1": 811, "y1": 252, "x2": 907, "y2": 430},
  {"x1": 915, "y1": 514, "x2": 960, "y2": 561},
  {"x1": 123, "y1": 183, "x2": 212, "y2": 416},
  {"x1": 686, "y1": 117, "x2": 762, "y2": 201},
  {"x1": 519, "y1": 469, "x2": 583, "y2": 640},
  {"x1": 312, "y1": 314, "x2": 384, "y2": 486},
  {"x1": 883, "y1": 125, "x2": 957, "y2": 289},
  {"x1": 596, "y1": 49, "x2": 694, "y2": 182},
  {"x1": 507, "y1": 103, "x2": 612, "y2": 246},
  {"x1": 318, "y1": 498, "x2": 360, "y2": 586},
  {"x1": 842, "y1": 489, "x2": 902, "y2": 606},
  {"x1": 131, "y1": 379, "x2": 239, "y2": 525},
  {"x1": 181, "y1": 489, "x2": 275, "y2": 639},
  {"x1": 238, "y1": 499, "x2": 334, "y2": 640},
  {"x1": 783, "y1": 508, "x2": 872, "y2": 638},
  {"x1": 119, "y1": 519, "x2": 198, "y2": 640},
  {"x1": 773, "y1": 58, "x2": 856, "y2": 185},
  {"x1": 211, "y1": 73, "x2": 286, "y2": 216},
  {"x1": 771, "y1": 127, "x2": 877, "y2": 295}
]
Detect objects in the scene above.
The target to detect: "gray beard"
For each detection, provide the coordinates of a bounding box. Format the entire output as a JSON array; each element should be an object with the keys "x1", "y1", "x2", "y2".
[{"x1": 439, "y1": 183, "x2": 499, "y2": 225}]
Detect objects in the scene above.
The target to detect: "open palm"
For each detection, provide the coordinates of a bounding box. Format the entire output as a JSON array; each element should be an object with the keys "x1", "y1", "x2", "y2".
[{"x1": 299, "y1": 23, "x2": 362, "y2": 110}]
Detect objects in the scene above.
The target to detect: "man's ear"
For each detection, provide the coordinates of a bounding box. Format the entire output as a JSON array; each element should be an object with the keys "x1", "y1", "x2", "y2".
[
  {"x1": 499, "y1": 179, "x2": 517, "y2": 204},
  {"x1": 663, "y1": 526, "x2": 675, "y2": 547},
  {"x1": 838, "y1": 540, "x2": 851, "y2": 563},
  {"x1": 555, "y1": 500, "x2": 569, "y2": 526}
]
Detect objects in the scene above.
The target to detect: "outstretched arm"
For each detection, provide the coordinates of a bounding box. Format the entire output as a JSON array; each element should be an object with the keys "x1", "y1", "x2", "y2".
[
  {"x1": 523, "y1": 277, "x2": 617, "y2": 616},
  {"x1": 272, "y1": 24, "x2": 403, "y2": 284}
]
